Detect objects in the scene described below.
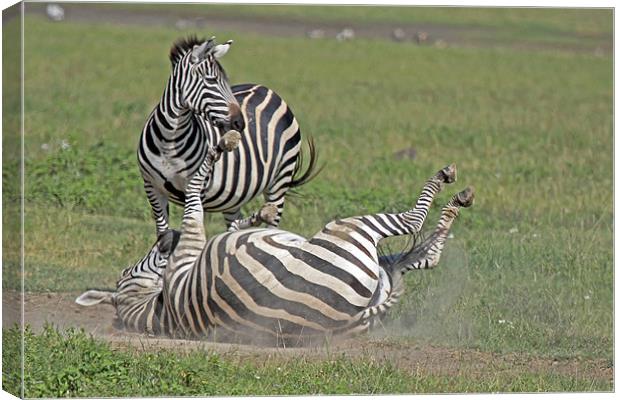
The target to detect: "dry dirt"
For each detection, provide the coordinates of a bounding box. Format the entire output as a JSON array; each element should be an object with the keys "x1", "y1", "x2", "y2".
[{"x1": 3, "y1": 291, "x2": 613, "y2": 383}]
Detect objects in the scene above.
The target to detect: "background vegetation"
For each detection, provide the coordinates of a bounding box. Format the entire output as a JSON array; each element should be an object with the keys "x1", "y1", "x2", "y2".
[{"x1": 3, "y1": 4, "x2": 613, "y2": 396}]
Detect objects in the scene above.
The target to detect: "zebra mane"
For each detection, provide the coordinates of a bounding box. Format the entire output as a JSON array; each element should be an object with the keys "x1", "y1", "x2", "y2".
[{"x1": 169, "y1": 35, "x2": 206, "y2": 65}]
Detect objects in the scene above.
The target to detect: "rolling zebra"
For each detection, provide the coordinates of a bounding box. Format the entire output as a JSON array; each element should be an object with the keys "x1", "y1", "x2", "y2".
[
  {"x1": 77, "y1": 132, "x2": 475, "y2": 345},
  {"x1": 138, "y1": 36, "x2": 318, "y2": 235}
]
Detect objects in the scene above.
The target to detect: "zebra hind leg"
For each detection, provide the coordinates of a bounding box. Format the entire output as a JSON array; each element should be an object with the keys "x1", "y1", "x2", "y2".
[
  {"x1": 225, "y1": 180, "x2": 285, "y2": 231},
  {"x1": 399, "y1": 163, "x2": 457, "y2": 234},
  {"x1": 343, "y1": 163, "x2": 457, "y2": 256},
  {"x1": 257, "y1": 136, "x2": 320, "y2": 228},
  {"x1": 389, "y1": 186, "x2": 474, "y2": 275},
  {"x1": 144, "y1": 181, "x2": 170, "y2": 235},
  {"x1": 262, "y1": 194, "x2": 285, "y2": 227},
  {"x1": 223, "y1": 209, "x2": 242, "y2": 230},
  {"x1": 227, "y1": 203, "x2": 279, "y2": 232}
]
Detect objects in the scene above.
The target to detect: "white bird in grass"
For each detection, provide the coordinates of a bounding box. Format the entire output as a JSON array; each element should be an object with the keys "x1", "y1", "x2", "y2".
[
  {"x1": 46, "y1": 4, "x2": 65, "y2": 21},
  {"x1": 336, "y1": 28, "x2": 355, "y2": 41}
]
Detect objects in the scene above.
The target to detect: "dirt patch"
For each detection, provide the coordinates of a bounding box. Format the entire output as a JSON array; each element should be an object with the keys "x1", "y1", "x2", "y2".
[
  {"x1": 4, "y1": 291, "x2": 118, "y2": 336},
  {"x1": 22, "y1": 3, "x2": 611, "y2": 55},
  {"x1": 3, "y1": 291, "x2": 613, "y2": 383}
]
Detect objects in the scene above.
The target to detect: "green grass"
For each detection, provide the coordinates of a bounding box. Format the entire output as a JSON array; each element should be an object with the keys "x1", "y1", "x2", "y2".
[
  {"x1": 2, "y1": 7, "x2": 613, "y2": 395},
  {"x1": 2, "y1": 326, "x2": 612, "y2": 397}
]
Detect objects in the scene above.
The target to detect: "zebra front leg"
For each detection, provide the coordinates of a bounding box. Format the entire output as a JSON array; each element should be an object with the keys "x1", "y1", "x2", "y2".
[
  {"x1": 227, "y1": 203, "x2": 279, "y2": 232},
  {"x1": 169, "y1": 131, "x2": 242, "y2": 268},
  {"x1": 144, "y1": 181, "x2": 170, "y2": 235},
  {"x1": 389, "y1": 186, "x2": 474, "y2": 274},
  {"x1": 164, "y1": 131, "x2": 241, "y2": 337}
]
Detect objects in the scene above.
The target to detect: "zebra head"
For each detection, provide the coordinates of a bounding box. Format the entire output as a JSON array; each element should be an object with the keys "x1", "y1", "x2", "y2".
[
  {"x1": 75, "y1": 230, "x2": 179, "y2": 314},
  {"x1": 179, "y1": 37, "x2": 245, "y2": 132}
]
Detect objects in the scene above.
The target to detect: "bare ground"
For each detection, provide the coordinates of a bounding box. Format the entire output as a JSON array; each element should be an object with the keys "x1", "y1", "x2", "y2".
[{"x1": 3, "y1": 291, "x2": 613, "y2": 383}]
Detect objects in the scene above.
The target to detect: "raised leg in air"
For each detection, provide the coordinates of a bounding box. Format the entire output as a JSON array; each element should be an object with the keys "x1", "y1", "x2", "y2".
[
  {"x1": 227, "y1": 203, "x2": 279, "y2": 232},
  {"x1": 168, "y1": 131, "x2": 241, "y2": 270},
  {"x1": 399, "y1": 163, "x2": 457, "y2": 234},
  {"x1": 388, "y1": 186, "x2": 475, "y2": 274},
  {"x1": 350, "y1": 185, "x2": 475, "y2": 332},
  {"x1": 324, "y1": 163, "x2": 457, "y2": 247}
]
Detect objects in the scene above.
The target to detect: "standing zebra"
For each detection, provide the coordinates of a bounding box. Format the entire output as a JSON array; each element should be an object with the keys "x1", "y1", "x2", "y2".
[
  {"x1": 77, "y1": 132, "x2": 475, "y2": 345},
  {"x1": 138, "y1": 36, "x2": 317, "y2": 235}
]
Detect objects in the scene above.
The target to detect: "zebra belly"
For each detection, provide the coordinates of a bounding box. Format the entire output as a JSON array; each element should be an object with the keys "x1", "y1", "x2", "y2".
[
  {"x1": 201, "y1": 229, "x2": 380, "y2": 337},
  {"x1": 151, "y1": 139, "x2": 278, "y2": 213},
  {"x1": 200, "y1": 149, "x2": 272, "y2": 212}
]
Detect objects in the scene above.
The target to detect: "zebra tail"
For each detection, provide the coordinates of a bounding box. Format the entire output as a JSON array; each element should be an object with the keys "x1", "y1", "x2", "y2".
[
  {"x1": 288, "y1": 137, "x2": 323, "y2": 192},
  {"x1": 352, "y1": 266, "x2": 406, "y2": 327},
  {"x1": 377, "y1": 232, "x2": 423, "y2": 274}
]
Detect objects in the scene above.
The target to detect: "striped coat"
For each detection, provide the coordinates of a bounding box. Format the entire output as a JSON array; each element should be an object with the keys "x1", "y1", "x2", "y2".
[
  {"x1": 138, "y1": 37, "x2": 317, "y2": 235},
  {"x1": 78, "y1": 135, "x2": 474, "y2": 345}
]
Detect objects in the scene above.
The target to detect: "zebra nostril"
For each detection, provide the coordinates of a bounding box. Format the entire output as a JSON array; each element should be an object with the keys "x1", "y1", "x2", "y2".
[{"x1": 232, "y1": 116, "x2": 245, "y2": 132}]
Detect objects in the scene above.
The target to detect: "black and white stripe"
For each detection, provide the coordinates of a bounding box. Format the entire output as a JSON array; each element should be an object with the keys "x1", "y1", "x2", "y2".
[
  {"x1": 138, "y1": 36, "x2": 317, "y2": 235},
  {"x1": 78, "y1": 147, "x2": 473, "y2": 344}
]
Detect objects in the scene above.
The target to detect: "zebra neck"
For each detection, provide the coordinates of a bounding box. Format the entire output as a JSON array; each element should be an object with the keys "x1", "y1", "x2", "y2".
[
  {"x1": 151, "y1": 291, "x2": 175, "y2": 335},
  {"x1": 154, "y1": 77, "x2": 195, "y2": 140},
  {"x1": 116, "y1": 288, "x2": 173, "y2": 336}
]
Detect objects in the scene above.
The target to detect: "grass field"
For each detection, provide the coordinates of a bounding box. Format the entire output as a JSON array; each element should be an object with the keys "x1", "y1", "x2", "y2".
[
  {"x1": 79, "y1": 3, "x2": 615, "y2": 43},
  {"x1": 3, "y1": 325, "x2": 611, "y2": 397},
  {"x1": 3, "y1": 4, "x2": 613, "y2": 396}
]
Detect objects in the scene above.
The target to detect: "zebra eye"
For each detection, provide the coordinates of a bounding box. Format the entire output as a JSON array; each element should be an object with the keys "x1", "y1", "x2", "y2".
[
  {"x1": 156, "y1": 253, "x2": 169, "y2": 266},
  {"x1": 202, "y1": 74, "x2": 217, "y2": 83}
]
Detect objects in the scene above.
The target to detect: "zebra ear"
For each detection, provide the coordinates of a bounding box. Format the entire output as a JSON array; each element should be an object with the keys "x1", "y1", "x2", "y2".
[
  {"x1": 212, "y1": 40, "x2": 233, "y2": 59},
  {"x1": 75, "y1": 290, "x2": 114, "y2": 306},
  {"x1": 190, "y1": 37, "x2": 215, "y2": 63},
  {"x1": 191, "y1": 42, "x2": 209, "y2": 63}
]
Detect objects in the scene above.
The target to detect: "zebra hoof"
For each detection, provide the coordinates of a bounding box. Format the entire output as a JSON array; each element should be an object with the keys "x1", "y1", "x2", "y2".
[
  {"x1": 219, "y1": 130, "x2": 241, "y2": 152},
  {"x1": 456, "y1": 186, "x2": 474, "y2": 207},
  {"x1": 227, "y1": 222, "x2": 240, "y2": 232},
  {"x1": 259, "y1": 203, "x2": 278, "y2": 225},
  {"x1": 438, "y1": 163, "x2": 457, "y2": 184}
]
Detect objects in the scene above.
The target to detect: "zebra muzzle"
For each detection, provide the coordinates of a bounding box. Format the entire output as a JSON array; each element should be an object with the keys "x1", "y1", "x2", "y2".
[
  {"x1": 218, "y1": 130, "x2": 241, "y2": 152},
  {"x1": 213, "y1": 104, "x2": 245, "y2": 132}
]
